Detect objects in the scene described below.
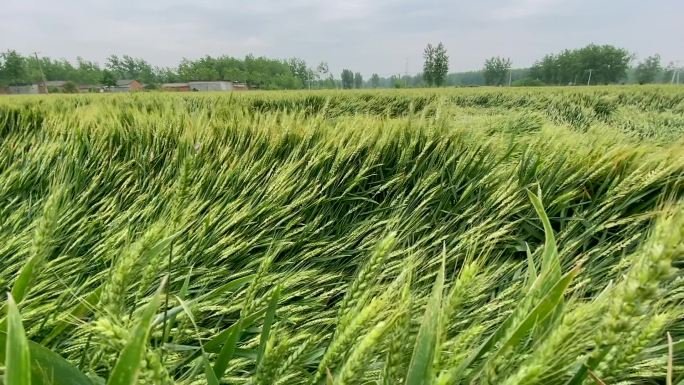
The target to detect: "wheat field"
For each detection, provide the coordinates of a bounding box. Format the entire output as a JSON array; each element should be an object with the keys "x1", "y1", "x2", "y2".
[{"x1": 0, "y1": 86, "x2": 683, "y2": 385}]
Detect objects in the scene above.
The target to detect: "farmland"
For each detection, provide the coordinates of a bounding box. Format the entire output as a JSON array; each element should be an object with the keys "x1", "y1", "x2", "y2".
[{"x1": 0, "y1": 85, "x2": 683, "y2": 385}]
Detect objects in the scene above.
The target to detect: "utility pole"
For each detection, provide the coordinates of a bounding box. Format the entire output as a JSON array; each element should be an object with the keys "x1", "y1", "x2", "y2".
[
  {"x1": 508, "y1": 69, "x2": 512, "y2": 86},
  {"x1": 671, "y1": 61, "x2": 681, "y2": 85},
  {"x1": 586, "y1": 68, "x2": 593, "y2": 86},
  {"x1": 404, "y1": 57, "x2": 409, "y2": 88},
  {"x1": 34, "y1": 52, "x2": 49, "y2": 94}
]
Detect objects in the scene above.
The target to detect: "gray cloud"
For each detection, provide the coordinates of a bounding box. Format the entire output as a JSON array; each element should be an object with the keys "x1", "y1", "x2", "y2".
[{"x1": 2, "y1": 0, "x2": 682, "y2": 77}]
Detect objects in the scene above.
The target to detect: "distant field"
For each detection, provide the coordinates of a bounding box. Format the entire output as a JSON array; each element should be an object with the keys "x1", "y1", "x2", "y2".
[{"x1": 0, "y1": 86, "x2": 683, "y2": 385}]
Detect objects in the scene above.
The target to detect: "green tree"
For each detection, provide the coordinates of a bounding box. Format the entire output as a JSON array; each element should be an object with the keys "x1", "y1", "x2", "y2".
[
  {"x1": 389, "y1": 74, "x2": 402, "y2": 88},
  {"x1": 341, "y1": 69, "x2": 354, "y2": 89},
  {"x1": 0, "y1": 51, "x2": 108, "y2": 86},
  {"x1": 0, "y1": 50, "x2": 318, "y2": 90},
  {"x1": 154, "y1": 67, "x2": 182, "y2": 84},
  {"x1": 75, "y1": 57, "x2": 104, "y2": 84},
  {"x1": 306, "y1": 69, "x2": 316, "y2": 89},
  {"x1": 635, "y1": 54, "x2": 661, "y2": 84},
  {"x1": 483, "y1": 56, "x2": 511, "y2": 86},
  {"x1": 174, "y1": 54, "x2": 300, "y2": 89},
  {"x1": 25, "y1": 56, "x2": 71, "y2": 84},
  {"x1": 106, "y1": 55, "x2": 157, "y2": 85},
  {"x1": 0, "y1": 50, "x2": 27, "y2": 85},
  {"x1": 354, "y1": 72, "x2": 363, "y2": 88},
  {"x1": 447, "y1": 70, "x2": 485, "y2": 86},
  {"x1": 178, "y1": 56, "x2": 220, "y2": 81},
  {"x1": 423, "y1": 44, "x2": 435, "y2": 86},
  {"x1": 327, "y1": 76, "x2": 338, "y2": 89},
  {"x1": 423, "y1": 42, "x2": 449, "y2": 86},
  {"x1": 370, "y1": 73, "x2": 380, "y2": 88},
  {"x1": 581, "y1": 44, "x2": 632, "y2": 84},
  {"x1": 63, "y1": 81, "x2": 78, "y2": 93},
  {"x1": 101, "y1": 70, "x2": 117, "y2": 87},
  {"x1": 530, "y1": 44, "x2": 631, "y2": 85},
  {"x1": 287, "y1": 58, "x2": 309, "y2": 89},
  {"x1": 432, "y1": 43, "x2": 449, "y2": 86},
  {"x1": 316, "y1": 62, "x2": 329, "y2": 88}
]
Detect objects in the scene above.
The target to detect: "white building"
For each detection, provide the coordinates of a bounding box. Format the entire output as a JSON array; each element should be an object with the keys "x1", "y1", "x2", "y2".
[
  {"x1": 8, "y1": 84, "x2": 42, "y2": 94},
  {"x1": 188, "y1": 81, "x2": 234, "y2": 92}
]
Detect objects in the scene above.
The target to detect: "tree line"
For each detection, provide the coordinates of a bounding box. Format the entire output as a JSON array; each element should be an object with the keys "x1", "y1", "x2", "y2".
[
  {"x1": 374, "y1": 44, "x2": 677, "y2": 88},
  {"x1": 475, "y1": 45, "x2": 677, "y2": 86},
  {"x1": 0, "y1": 51, "x2": 342, "y2": 90},
  {"x1": 0, "y1": 43, "x2": 679, "y2": 91}
]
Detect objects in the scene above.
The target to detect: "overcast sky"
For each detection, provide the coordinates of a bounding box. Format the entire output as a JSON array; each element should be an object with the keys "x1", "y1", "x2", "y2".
[{"x1": 2, "y1": 0, "x2": 682, "y2": 76}]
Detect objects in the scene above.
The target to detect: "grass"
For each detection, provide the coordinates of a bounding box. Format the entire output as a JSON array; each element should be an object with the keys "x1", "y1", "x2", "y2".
[{"x1": 0, "y1": 85, "x2": 682, "y2": 384}]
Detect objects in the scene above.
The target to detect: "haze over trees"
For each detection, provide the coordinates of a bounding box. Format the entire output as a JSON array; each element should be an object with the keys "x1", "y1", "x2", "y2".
[
  {"x1": 315, "y1": 62, "x2": 337, "y2": 89},
  {"x1": 354, "y1": 72, "x2": 363, "y2": 89},
  {"x1": 370, "y1": 73, "x2": 380, "y2": 88},
  {"x1": 483, "y1": 56, "x2": 512, "y2": 86},
  {"x1": 341, "y1": 69, "x2": 354, "y2": 89},
  {"x1": 635, "y1": 55, "x2": 662, "y2": 84}
]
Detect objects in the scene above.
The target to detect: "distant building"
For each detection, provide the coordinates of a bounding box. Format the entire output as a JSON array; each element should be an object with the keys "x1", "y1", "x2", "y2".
[
  {"x1": 8, "y1": 84, "x2": 43, "y2": 94},
  {"x1": 44, "y1": 80, "x2": 68, "y2": 92},
  {"x1": 109, "y1": 79, "x2": 144, "y2": 92},
  {"x1": 160, "y1": 81, "x2": 248, "y2": 92},
  {"x1": 6, "y1": 82, "x2": 103, "y2": 94},
  {"x1": 78, "y1": 84, "x2": 101, "y2": 93},
  {"x1": 161, "y1": 83, "x2": 191, "y2": 92},
  {"x1": 188, "y1": 81, "x2": 233, "y2": 92},
  {"x1": 232, "y1": 82, "x2": 249, "y2": 91}
]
